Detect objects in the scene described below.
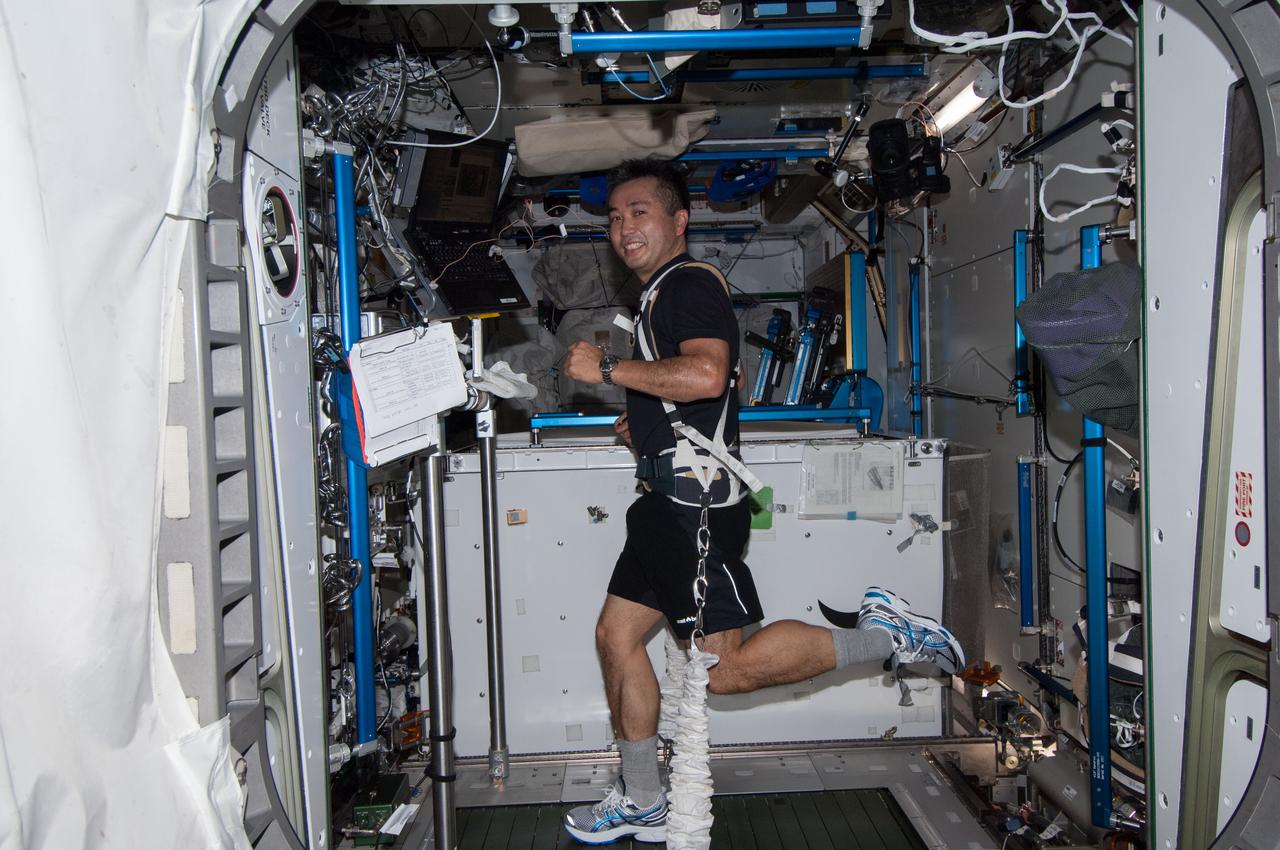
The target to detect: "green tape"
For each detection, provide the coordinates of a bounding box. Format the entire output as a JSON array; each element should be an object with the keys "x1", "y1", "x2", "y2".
[{"x1": 748, "y1": 486, "x2": 774, "y2": 530}]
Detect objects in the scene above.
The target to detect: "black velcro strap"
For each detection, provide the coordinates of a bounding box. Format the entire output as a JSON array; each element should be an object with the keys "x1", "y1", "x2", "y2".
[
  {"x1": 428, "y1": 770, "x2": 458, "y2": 784},
  {"x1": 1080, "y1": 437, "x2": 1107, "y2": 448},
  {"x1": 430, "y1": 727, "x2": 457, "y2": 743}
]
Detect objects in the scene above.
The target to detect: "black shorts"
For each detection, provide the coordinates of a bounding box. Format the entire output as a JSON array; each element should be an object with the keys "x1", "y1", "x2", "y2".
[{"x1": 608, "y1": 491, "x2": 764, "y2": 640}]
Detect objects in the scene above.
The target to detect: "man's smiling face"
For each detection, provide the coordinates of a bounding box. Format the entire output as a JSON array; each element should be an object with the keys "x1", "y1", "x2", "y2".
[{"x1": 607, "y1": 176, "x2": 689, "y2": 283}]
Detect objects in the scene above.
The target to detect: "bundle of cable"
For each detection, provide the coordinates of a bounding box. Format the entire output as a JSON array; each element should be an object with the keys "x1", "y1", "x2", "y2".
[{"x1": 666, "y1": 646, "x2": 718, "y2": 850}]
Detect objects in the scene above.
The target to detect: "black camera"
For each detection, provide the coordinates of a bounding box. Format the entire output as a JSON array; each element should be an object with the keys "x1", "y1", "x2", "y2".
[
  {"x1": 867, "y1": 119, "x2": 916, "y2": 203},
  {"x1": 866, "y1": 119, "x2": 951, "y2": 204}
]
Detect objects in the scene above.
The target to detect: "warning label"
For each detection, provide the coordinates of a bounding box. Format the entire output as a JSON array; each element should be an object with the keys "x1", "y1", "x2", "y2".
[{"x1": 1235, "y1": 471, "x2": 1254, "y2": 518}]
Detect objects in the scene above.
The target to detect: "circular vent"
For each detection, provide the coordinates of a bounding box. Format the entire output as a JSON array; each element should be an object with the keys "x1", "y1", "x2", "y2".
[{"x1": 259, "y1": 187, "x2": 299, "y2": 298}]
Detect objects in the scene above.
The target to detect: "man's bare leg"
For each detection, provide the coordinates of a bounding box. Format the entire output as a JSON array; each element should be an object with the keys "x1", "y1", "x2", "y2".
[
  {"x1": 595, "y1": 594, "x2": 667, "y2": 809},
  {"x1": 699, "y1": 620, "x2": 841, "y2": 695},
  {"x1": 597, "y1": 593, "x2": 665, "y2": 739}
]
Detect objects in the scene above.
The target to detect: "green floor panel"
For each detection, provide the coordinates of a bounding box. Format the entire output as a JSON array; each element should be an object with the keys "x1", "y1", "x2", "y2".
[
  {"x1": 452, "y1": 790, "x2": 927, "y2": 849},
  {"x1": 811, "y1": 793, "x2": 859, "y2": 849},
  {"x1": 483, "y1": 806, "x2": 518, "y2": 850},
  {"x1": 786, "y1": 795, "x2": 836, "y2": 850},
  {"x1": 765, "y1": 796, "x2": 809, "y2": 849},
  {"x1": 832, "y1": 790, "x2": 889, "y2": 850},
  {"x1": 858, "y1": 791, "x2": 906, "y2": 849}
]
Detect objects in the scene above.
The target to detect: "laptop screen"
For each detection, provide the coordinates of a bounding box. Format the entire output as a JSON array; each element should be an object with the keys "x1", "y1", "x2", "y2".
[{"x1": 409, "y1": 133, "x2": 511, "y2": 232}]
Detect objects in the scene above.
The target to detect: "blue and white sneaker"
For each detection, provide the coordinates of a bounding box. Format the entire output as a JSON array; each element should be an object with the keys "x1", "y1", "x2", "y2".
[
  {"x1": 857, "y1": 586, "x2": 965, "y2": 675},
  {"x1": 563, "y1": 779, "x2": 667, "y2": 845}
]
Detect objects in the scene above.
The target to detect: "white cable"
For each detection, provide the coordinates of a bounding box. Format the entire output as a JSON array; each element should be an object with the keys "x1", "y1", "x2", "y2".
[
  {"x1": 388, "y1": 34, "x2": 502, "y2": 147},
  {"x1": 603, "y1": 54, "x2": 674, "y2": 103},
  {"x1": 1106, "y1": 437, "x2": 1140, "y2": 469},
  {"x1": 1038, "y1": 161, "x2": 1124, "y2": 223},
  {"x1": 666, "y1": 645, "x2": 717, "y2": 850},
  {"x1": 946, "y1": 148, "x2": 984, "y2": 188},
  {"x1": 1121, "y1": 0, "x2": 1139, "y2": 22},
  {"x1": 997, "y1": 7, "x2": 1090, "y2": 109},
  {"x1": 906, "y1": 0, "x2": 1067, "y2": 53},
  {"x1": 908, "y1": 0, "x2": 1133, "y2": 110}
]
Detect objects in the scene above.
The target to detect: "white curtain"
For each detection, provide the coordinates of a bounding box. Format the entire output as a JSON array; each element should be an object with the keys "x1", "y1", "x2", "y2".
[{"x1": 0, "y1": 1, "x2": 260, "y2": 847}]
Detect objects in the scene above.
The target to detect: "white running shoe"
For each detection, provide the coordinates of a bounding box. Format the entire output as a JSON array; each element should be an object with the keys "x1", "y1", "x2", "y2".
[
  {"x1": 563, "y1": 779, "x2": 667, "y2": 845},
  {"x1": 857, "y1": 586, "x2": 965, "y2": 674}
]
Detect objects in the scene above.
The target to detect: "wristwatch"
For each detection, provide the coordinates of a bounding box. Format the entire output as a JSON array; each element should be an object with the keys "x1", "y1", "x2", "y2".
[{"x1": 599, "y1": 353, "x2": 621, "y2": 385}]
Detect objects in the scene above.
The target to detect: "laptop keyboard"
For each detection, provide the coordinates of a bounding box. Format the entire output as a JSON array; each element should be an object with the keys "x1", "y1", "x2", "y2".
[{"x1": 416, "y1": 235, "x2": 505, "y2": 282}]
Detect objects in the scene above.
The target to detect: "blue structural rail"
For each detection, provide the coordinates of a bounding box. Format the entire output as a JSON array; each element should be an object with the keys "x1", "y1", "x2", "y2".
[
  {"x1": 679, "y1": 148, "x2": 826, "y2": 162},
  {"x1": 1013, "y1": 228, "x2": 1035, "y2": 632},
  {"x1": 1017, "y1": 459, "x2": 1036, "y2": 630},
  {"x1": 530, "y1": 406, "x2": 872, "y2": 432},
  {"x1": 1079, "y1": 223, "x2": 1112, "y2": 828},
  {"x1": 848, "y1": 251, "x2": 869, "y2": 374},
  {"x1": 569, "y1": 26, "x2": 865, "y2": 54},
  {"x1": 908, "y1": 262, "x2": 923, "y2": 437},
  {"x1": 1013, "y1": 230, "x2": 1033, "y2": 416},
  {"x1": 334, "y1": 149, "x2": 377, "y2": 744},
  {"x1": 589, "y1": 64, "x2": 925, "y2": 85}
]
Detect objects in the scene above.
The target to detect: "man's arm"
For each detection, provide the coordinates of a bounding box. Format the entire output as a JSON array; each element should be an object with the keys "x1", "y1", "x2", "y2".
[{"x1": 563, "y1": 338, "x2": 729, "y2": 403}]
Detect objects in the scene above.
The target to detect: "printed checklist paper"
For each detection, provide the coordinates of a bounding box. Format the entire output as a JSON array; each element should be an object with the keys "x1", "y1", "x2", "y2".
[{"x1": 347, "y1": 323, "x2": 468, "y2": 465}]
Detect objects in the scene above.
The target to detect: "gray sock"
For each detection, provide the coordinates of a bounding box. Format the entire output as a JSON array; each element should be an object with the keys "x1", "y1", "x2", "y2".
[
  {"x1": 832, "y1": 626, "x2": 894, "y2": 669},
  {"x1": 618, "y1": 736, "x2": 662, "y2": 808}
]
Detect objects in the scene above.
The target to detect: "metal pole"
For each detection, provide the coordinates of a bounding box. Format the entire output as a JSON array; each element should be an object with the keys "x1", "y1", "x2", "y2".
[
  {"x1": 470, "y1": 318, "x2": 509, "y2": 782},
  {"x1": 1080, "y1": 224, "x2": 1112, "y2": 829},
  {"x1": 333, "y1": 145, "x2": 377, "y2": 745},
  {"x1": 569, "y1": 26, "x2": 866, "y2": 54},
  {"x1": 422, "y1": 448, "x2": 458, "y2": 850}
]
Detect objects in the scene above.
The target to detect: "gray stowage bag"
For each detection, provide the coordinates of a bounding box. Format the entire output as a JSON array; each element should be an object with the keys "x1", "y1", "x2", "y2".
[{"x1": 1015, "y1": 262, "x2": 1142, "y2": 434}]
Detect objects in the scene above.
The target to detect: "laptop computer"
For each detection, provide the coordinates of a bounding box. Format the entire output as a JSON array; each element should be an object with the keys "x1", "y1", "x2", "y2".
[{"x1": 401, "y1": 131, "x2": 531, "y2": 316}]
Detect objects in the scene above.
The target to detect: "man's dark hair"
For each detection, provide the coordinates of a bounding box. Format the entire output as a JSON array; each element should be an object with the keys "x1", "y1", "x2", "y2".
[{"x1": 606, "y1": 159, "x2": 691, "y2": 214}]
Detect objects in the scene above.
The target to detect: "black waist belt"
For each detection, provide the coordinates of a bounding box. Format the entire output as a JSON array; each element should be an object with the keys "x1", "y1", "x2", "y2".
[
  {"x1": 635, "y1": 452, "x2": 744, "y2": 507},
  {"x1": 636, "y1": 454, "x2": 674, "y2": 481}
]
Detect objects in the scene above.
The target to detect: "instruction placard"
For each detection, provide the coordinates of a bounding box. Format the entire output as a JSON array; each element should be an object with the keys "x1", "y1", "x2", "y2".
[{"x1": 798, "y1": 442, "x2": 904, "y2": 521}]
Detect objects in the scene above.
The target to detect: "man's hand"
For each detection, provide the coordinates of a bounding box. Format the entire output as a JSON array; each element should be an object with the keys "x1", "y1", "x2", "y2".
[
  {"x1": 613, "y1": 412, "x2": 632, "y2": 447},
  {"x1": 564, "y1": 340, "x2": 607, "y2": 385}
]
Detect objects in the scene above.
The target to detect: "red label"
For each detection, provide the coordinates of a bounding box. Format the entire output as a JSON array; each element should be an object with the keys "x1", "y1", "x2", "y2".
[{"x1": 1235, "y1": 471, "x2": 1254, "y2": 518}]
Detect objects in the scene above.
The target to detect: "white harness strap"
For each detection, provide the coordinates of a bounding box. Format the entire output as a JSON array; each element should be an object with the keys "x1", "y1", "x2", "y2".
[{"x1": 634, "y1": 261, "x2": 764, "y2": 507}]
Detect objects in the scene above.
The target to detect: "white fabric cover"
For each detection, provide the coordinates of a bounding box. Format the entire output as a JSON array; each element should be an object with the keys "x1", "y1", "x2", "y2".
[
  {"x1": 665, "y1": 647, "x2": 718, "y2": 850},
  {"x1": 514, "y1": 108, "x2": 717, "y2": 177},
  {"x1": 0, "y1": 1, "x2": 257, "y2": 847},
  {"x1": 553, "y1": 308, "x2": 632, "y2": 407},
  {"x1": 657, "y1": 633, "x2": 691, "y2": 740},
  {"x1": 531, "y1": 242, "x2": 640, "y2": 312}
]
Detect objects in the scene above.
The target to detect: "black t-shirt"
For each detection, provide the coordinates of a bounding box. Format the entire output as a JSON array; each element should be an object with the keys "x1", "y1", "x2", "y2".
[{"x1": 627, "y1": 254, "x2": 740, "y2": 457}]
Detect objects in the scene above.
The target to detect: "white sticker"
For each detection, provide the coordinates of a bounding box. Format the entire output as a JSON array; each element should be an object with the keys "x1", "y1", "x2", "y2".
[{"x1": 380, "y1": 803, "x2": 420, "y2": 835}]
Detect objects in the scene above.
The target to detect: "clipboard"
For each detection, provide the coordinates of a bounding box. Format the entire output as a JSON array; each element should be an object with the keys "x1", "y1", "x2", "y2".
[{"x1": 346, "y1": 322, "x2": 468, "y2": 466}]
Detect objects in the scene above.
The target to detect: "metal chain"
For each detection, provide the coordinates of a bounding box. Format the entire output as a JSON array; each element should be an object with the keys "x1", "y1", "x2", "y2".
[{"x1": 690, "y1": 504, "x2": 711, "y2": 645}]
